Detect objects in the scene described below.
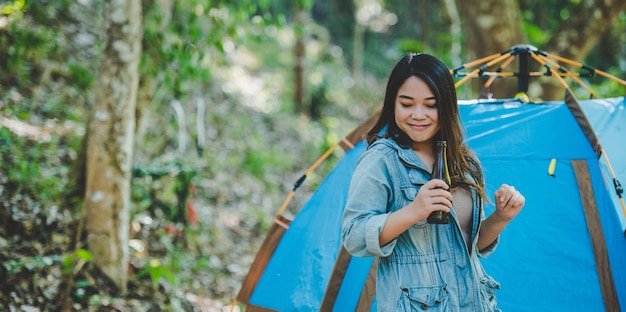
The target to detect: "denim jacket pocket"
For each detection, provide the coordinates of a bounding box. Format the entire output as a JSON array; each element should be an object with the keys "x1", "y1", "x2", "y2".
[
  {"x1": 400, "y1": 186, "x2": 428, "y2": 227},
  {"x1": 397, "y1": 285, "x2": 448, "y2": 311},
  {"x1": 479, "y1": 274, "x2": 501, "y2": 312}
]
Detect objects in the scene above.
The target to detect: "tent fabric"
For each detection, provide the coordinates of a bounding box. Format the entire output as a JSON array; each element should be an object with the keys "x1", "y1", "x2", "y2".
[
  {"x1": 321, "y1": 247, "x2": 377, "y2": 311},
  {"x1": 564, "y1": 89, "x2": 601, "y2": 156},
  {"x1": 572, "y1": 159, "x2": 618, "y2": 311},
  {"x1": 247, "y1": 142, "x2": 368, "y2": 311},
  {"x1": 460, "y1": 97, "x2": 625, "y2": 312},
  {"x1": 236, "y1": 214, "x2": 291, "y2": 305},
  {"x1": 241, "y1": 96, "x2": 626, "y2": 312},
  {"x1": 579, "y1": 97, "x2": 626, "y2": 229}
]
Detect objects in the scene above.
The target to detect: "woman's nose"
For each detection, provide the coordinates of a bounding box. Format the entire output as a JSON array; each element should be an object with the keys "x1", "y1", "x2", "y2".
[{"x1": 410, "y1": 106, "x2": 426, "y2": 119}]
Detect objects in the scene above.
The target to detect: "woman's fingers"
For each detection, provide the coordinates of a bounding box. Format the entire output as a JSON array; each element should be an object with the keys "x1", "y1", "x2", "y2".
[
  {"x1": 494, "y1": 184, "x2": 525, "y2": 220},
  {"x1": 496, "y1": 184, "x2": 514, "y2": 205}
]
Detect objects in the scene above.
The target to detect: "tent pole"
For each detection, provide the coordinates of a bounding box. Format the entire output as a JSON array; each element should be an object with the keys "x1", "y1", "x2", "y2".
[
  {"x1": 601, "y1": 149, "x2": 626, "y2": 221},
  {"x1": 529, "y1": 53, "x2": 570, "y2": 89},
  {"x1": 454, "y1": 53, "x2": 513, "y2": 88},
  {"x1": 483, "y1": 55, "x2": 516, "y2": 89},
  {"x1": 534, "y1": 53, "x2": 597, "y2": 98},
  {"x1": 517, "y1": 49, "x2": 530, "y2": 94},
  {"x1": 544, "y1": 52, "x2": 626, "y2": 87}
]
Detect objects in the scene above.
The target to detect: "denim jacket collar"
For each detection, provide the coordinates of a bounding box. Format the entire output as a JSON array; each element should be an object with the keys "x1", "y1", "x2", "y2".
[{"x1": 370, "y1": 137, "x2": 430, "y2": 173}]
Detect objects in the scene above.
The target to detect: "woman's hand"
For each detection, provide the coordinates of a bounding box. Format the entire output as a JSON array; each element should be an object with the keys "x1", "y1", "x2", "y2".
[
  {"x1": 493, "y1": 184, "x2": 525, "y2": 222},
  {"x1": 379, "y1": 179, "x2": 453, "y2": 246},
  {"x1": 408, "y1": 179, "x2": 453, "y2": 223},
  {"x1": 477, "y1": 184, "x2": 525, "y2": 250}
]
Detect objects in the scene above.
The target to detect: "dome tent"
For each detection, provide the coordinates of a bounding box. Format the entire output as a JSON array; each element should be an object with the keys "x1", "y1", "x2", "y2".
[{"x1": 232, "y1": 46, "x2": 626, "y2": 312}]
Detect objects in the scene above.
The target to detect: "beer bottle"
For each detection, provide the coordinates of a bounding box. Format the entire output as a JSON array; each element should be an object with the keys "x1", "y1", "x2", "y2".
[{"x1": 427, "y1": 141, "x2": 452, "y2": 224}]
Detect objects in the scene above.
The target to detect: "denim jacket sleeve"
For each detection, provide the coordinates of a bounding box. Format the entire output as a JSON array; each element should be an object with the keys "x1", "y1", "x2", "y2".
[
  {"x1": 476, "y1": 202, "x2": 499, "y2": 258},
  {"x1": 342, "y1": 148, "x2": 397, "y2": 257},
  {"x1": 477, "y1": 236, "x2": 499, "y2": 258}
]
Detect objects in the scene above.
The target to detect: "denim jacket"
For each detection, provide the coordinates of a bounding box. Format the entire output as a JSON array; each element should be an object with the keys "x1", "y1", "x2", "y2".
[{"x1": 342, "y1": 138, "x2": 501, "y2": 311}]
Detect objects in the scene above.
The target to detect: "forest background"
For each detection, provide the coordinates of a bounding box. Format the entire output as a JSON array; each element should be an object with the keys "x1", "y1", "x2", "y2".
[{"x1": 1, "y1": 0, "x2": 625, "y2": 311}]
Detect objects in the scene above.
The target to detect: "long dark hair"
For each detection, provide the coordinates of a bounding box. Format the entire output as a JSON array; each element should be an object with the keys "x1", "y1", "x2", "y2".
[{"x1": 367, "y1": 53, "x2": 486, "y2": 204}]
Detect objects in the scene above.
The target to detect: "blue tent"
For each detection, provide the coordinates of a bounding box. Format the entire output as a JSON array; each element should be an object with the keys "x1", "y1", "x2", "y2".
[{"x1": 234, "y1": 96, "x2": 626, "y2": 312}]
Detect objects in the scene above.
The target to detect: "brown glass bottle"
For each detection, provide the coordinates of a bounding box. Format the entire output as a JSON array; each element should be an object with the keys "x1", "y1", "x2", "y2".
[{"x1": 427, "y1": 141, "x2": 452, "y2": 224}]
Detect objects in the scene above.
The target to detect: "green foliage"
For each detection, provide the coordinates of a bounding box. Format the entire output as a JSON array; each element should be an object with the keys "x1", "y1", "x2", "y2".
[
  {"x1": 131, "y1": 162, "x2": 196, "y2": 224},
  {"x1": 0, "y1": 0, "x2": 25, "y2": 18},
  {"x1": 0, "y1": 21, "x2": 56, "y2": 89},
  {"x1": 3, "y1": 255, "x2": 61, "y2": 276},
  {"x1": 0, "y1": 0, "x2": 96, "y2": 123},
  {"x1": 67, "y1": 63, "x2": 94, "y2": 90},
  {"x1": 581, "y1": 11, "x2": 626, "y2": 98},
  {"x1": 141, "y1": 0, "x2": 276, "y2": 100},
  {"x1": 0, "y1": 127, "x2": 69, "y2": 202},
  {"x1": 61, "y1": 249, "x2": 93, "y2": 275},
  {"x1": 241, "y1": 133, "x2": 296, "y2": 178},
  {"x1": 135, "y1": 258, "x2": 177, "y2": 290},
  {"x1": 397, "y1": 38, "x2": 425, "y2": 55},
  {"x1": 521, "y1": 22, "x2": 550, "y2": 48},
  {"x1": 243, "y1": 151, "x2": 268, "y2": 178}
]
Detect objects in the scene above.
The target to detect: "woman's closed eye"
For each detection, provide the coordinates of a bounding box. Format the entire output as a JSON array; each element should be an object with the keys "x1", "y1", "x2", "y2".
[{"x1": 424, "y1": 100, "x2": 438, "y2": 108}]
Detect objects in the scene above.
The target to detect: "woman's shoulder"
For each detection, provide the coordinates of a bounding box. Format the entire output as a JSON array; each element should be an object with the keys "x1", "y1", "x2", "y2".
[
  {"x1": 366, "y1": 137, "x2": 428, "y2": 170},
  {"x1": 367, "y1": 137, "x2": 402, "y2": 153},
  {"x1": 356, "y1": 138, "x2": 400, "y2": 166}
]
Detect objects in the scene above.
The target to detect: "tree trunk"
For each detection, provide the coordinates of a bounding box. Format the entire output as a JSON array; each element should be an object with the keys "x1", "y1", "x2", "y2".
[
  {"x1": 538, "y1": 0, "x2": 626, "y2": 100},
  {"x1": 352, "y1": 0, "x2": 365, "y2": 89},
  {"x1": 454, "y1": 0, "x2": 527, "y2": 98},
  {"x1": 136, "y1": 0, "x2": 173, "y2": 146},
  {"x1": 294, "y1": 4, "x2": 306, "y2": 114},
  {"x1": 84, "y1": 0, "x2": 142, "y2": 292}
]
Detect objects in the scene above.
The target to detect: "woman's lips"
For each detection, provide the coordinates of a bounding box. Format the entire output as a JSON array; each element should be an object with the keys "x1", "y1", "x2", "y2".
[{"x1": 409, "y1": 123, "x2": 430, "y2": 130}]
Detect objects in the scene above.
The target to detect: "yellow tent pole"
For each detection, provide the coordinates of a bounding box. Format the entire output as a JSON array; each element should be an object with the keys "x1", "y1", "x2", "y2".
[
  {"x1": 544, "y1": 52, "x2": 584, "y2": 67},
  {"x1": 593, "y1": 69, "x2": 626, "y2": 87},
  {"x1": 454, "y1": 52, "x2": 513, "y2": 88},
  {"x1": 461, "y1": 52, "x2": 503, "y2": 68},
  {"x1": 454, "y1": 48, "x2": 624, "y2": 94},
  {"x1": 229, "y1": 300, "x2": 238, "y2": 312},
  {"x1": 454, "y1": 68, "x2": 482, "y2": 88},
  {"x1": 276, "y1": 142, "x2": 341, "y2": 216},
  {"x1": 535, "y1": 54, "x2": 596, "y2": 98},
  {"x1": 276, "y1": 190, "x2": 296, "y2": 216},
  {"x1": 482, "y1": 71, "x2": 517, "y2": 77},
  {"x1": 478, "y1": 71, "x2": 596, "y2": 78},
  {"x1": 529, "y1": 53, "x2": 569, "y2": 89},
  {"x1": 601, "y1": 149, "x2": 626, "y2": 219},
  {"x1": 544, "y1": 52, "x2": 626, "y2": 87},
  {"x1": 571, "y1": 75, "x2": 596, "y2": 98},
  {"x1": 450, "y1": 52, "x2": 503, "y2": 73},
  {"x1": 484, "y1": 55, "x2": 517, "y2": 88},
  {"x1": 306, "y1": 142, "x2": 340, "y2": 176}
]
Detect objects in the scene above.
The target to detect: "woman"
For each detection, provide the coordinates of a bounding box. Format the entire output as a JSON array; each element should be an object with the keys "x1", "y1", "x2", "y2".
[{"x1": 341, "y1": 53, "x2": 525, "y2": 311}]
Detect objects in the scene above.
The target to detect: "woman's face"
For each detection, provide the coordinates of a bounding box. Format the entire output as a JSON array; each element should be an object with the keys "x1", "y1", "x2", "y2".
[{"x1": 394, "y1": 76, "x2": 440, "y2": 150}]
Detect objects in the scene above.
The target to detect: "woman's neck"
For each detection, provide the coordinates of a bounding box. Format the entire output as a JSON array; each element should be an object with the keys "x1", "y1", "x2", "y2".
[{"x1": 411, "y1": 142, "x2": 435, "y2": 172}]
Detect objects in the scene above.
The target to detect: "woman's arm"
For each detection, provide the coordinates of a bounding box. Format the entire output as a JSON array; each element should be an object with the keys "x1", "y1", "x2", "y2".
[
  {"x1": 342, "y1": 151, "x2": 395, "y2": 257},
  {"x1": 477, "y1": 184, "x2": 525, "y2": 251},
  {"x1": 379, "y1": 179, "x2": 452, "y2": 246}
]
